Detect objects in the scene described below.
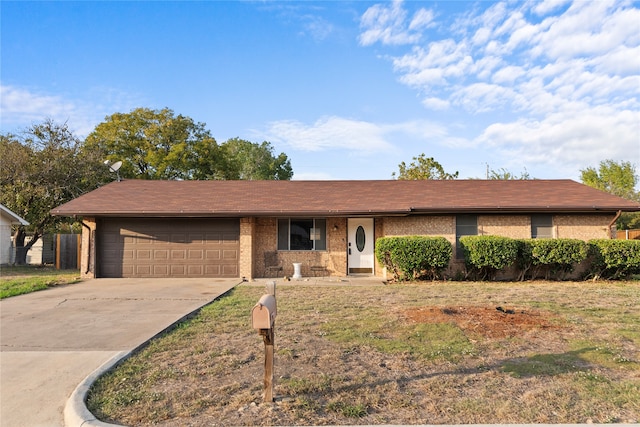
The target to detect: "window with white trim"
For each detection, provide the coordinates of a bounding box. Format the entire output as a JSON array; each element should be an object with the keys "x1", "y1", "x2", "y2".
[{"x1": 277, "y1": 219, "x2": 326, "y2": 251}]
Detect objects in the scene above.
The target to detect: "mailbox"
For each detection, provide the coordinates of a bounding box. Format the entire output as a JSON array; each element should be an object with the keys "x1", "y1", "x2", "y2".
[{"x1": 251, "y1": 294, "x2": 277, "y2": 330}]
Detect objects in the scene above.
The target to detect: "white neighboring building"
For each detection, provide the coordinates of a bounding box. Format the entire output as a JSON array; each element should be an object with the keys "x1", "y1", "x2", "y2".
[{"x1": 0, "y1": 204, "x2": 29, "y2": 265}]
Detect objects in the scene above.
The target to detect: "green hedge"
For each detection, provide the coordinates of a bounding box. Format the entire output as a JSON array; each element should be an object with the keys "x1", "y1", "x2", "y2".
[
  {"x1": 522, "y1": 238, "x2": 589, "y2": 280},
  {"x1": 459, "y1": 236, "x2": 519, "y2": 280},
  {"x1": 375, "y1": 234, "x2": 636, "y2": 282},
  {"x1": 589, "y1": 239, "x2": 640, "y2": 279},
  {"x1": 375, "y1": 236, "x2": 452, "y2": 281},
  {"x1": 460, "y1": 237, "x2": 590, "y2": 281}
]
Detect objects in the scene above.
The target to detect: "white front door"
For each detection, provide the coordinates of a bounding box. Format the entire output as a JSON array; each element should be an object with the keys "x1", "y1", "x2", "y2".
[{"x1": 348, "y1": 218, "x2": 374, "y2": 275}]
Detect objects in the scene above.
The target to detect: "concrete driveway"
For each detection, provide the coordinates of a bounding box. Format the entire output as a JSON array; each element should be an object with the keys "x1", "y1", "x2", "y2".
[{"x1": 0, "y1": 278, "x2": 240, "y2": 427}]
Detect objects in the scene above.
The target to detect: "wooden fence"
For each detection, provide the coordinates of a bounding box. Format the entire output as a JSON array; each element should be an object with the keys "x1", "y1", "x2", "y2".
[
  {"x1": 56, "y1": 234, "x2": 81, "y2": 269},
  {"x1": 616, "y1": 229, "x2": 640, "y2": 240}
]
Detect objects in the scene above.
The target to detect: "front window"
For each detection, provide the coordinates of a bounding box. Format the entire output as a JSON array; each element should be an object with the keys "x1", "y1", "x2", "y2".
[
  {"x1": 277, "y1": 219, "x2": 326, "y2": 251},
  {"x1": 456, "y1": 214, "x2": 478, "y2": 259},
  {"x1": 531, "y1": 215, "x2": 553, "y2": 238}
]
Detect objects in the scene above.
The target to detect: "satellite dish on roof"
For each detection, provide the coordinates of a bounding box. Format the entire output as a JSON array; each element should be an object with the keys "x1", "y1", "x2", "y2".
[
  {"x1": 104, "y1": 160, "x2": 123, "y2": 182},
  {"x1": 109, "y1": 161, "x2": 122, "y2": 173}
]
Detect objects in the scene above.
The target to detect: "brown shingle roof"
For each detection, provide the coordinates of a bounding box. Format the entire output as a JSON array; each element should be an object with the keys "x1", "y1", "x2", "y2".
[{"x1": 51, "y1": 179, "x2": 640, "y2": 218}]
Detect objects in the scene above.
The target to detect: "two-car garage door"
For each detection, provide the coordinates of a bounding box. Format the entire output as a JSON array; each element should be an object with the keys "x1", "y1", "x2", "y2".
[{"x1": 97, "y1": 218, "x2": 239, "y2": 278}]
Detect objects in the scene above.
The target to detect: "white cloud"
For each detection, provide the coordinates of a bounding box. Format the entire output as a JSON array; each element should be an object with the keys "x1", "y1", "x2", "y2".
[
  {"x1": 358, "y1": 0, "x2": 434, "y2": 46},
  {"x1": 1, "y1": 85, "x2": 76, "y2": 127},
  {"x1": 301, "y1": 15, "x2": 334, "y2": 42},
  {"x1": 263, "y1": 116, "x2": 393, "y2": 152},
  {"x1": 260, "y1": 116, "x2": 449, "y2": 154},
  {"x1": 451, "y1": 83, "x2": 522, "y2": 113},
  {"x1": 532, "y1": 0, "x2": 572, "y2": 16},
  {"x1": 593, "y1": 45, "x2": 640, "y2": 76},
  {"x1": 0, "y1": 84, "x2": 141, "y2": 136},
  {"x1": 491, "y1": 65, "x2": 525, "y2": 84},
  {"x1": 476, "y1": 106, "x2": 639, "y2": 170},
  {"x1": 421, "y1": 97, "x2": 450, "y2": 110},
  {"x1": 382, "y1": 0, "x2": 640, "y2": 110},
  {"x1": 358, "y1": 0, "x2": 640, "y2": 176},
  {"x1": 408, "y1": 8, "x2": 434, "y2": 31},
  {"x1": 393, "y1": 40, "x2": 473, "y2": 91},
  {"x1": 531, "y1": 1, "x2": 637, "y2": 60}
]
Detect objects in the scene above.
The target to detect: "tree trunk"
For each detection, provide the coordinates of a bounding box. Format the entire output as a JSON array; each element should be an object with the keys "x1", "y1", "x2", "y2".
[{"x1": 12, "y1": 227, "x2": 41, "y2": 265}]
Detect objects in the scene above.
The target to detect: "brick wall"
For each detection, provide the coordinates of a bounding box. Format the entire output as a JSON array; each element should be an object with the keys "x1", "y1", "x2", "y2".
[
  {"x1": 244, "y1": 213, "x2": 617, "y2": 280},
  {"x1": 479, "y1": 215, "x2": 530, "y2": 238},
  {"x1": 382, "y1": 216, "x2": 455, "y2": 244},
  {"x1": 555, "y1": 214, "x2": 613, "y2": 240},
  {"x1": 381, "y1": 213, "x2": 614, "y2": 242}
]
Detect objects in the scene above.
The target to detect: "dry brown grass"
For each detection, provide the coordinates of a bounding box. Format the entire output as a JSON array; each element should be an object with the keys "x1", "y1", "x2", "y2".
[{"x1": 88, "y1": 281, "x2": 640, "y2": 426}]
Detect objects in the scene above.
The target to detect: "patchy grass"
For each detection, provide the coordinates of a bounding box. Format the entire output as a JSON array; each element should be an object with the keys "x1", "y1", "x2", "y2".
[
  {"x1": 0, "y1": 265, "x2": 81, "y2": 299},
  {"x1": 87, "y1": 281, "x2": 640, "y2": 426}
]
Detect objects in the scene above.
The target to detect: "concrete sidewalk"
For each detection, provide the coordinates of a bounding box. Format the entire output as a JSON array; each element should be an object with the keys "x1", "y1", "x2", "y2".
[{"x1": 0, "y1": 278, "x2": 239, "y2": 427}]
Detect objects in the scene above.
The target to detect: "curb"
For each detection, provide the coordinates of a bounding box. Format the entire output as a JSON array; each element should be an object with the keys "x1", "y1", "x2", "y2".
[{"x1": 64, "y1": 350, "x2": 130, "y2": 427}]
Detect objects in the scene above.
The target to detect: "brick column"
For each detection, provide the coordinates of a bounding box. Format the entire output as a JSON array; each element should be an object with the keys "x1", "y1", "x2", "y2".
[
  {"x1": 239, "y1": 217, "x2": 255, "y2": 280},
  {"x1": 80, "y1": 217, "x2": 97, "y2": 279}
]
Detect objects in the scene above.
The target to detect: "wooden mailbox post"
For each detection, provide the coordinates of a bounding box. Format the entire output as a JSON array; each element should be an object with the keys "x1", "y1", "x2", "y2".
[{"x1": 251, "y1": 283, "x2": 277, "y2": 402}]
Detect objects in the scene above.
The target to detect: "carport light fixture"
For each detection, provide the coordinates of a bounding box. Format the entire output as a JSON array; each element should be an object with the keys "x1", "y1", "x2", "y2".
[{"x1": 104, "y1": 160, "x2": 122, "y2": 182}]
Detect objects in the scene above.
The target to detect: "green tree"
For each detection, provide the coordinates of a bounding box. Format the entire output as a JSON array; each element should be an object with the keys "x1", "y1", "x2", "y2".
[
  {"x1": 0, "y1": 120, "x2": 109, "y2": 264},
  {"x1": 392, "y1": 154, "x2": 459, "y2": 180},
  {"x1": 488, "y1": 167, "x2": 531, "y2": 180},
  {"x1": 580, "y1": 160, "x2": 638, "y2": 200},
  {"x1": 580, "y1": 160, "x2": 640, "y2": 229},
  {"x1": 221, "y1": 138, "x2": 293, "y2": 180},
  {"x1": 84, "y1": 107, "x2": 229, "y2": 180}
]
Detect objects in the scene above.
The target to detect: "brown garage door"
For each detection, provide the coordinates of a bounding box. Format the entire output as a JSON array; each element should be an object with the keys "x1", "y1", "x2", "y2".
[{"x1": 97, "y1": 218, "x2": 239, "y2": 278}]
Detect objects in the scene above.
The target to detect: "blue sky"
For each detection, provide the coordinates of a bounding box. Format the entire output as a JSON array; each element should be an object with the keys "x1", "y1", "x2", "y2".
[{"x1": 2, "y1": 0, "x2": 639, "y2": 181}]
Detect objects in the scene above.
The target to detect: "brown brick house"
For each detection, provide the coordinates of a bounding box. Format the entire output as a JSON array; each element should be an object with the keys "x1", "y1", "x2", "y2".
[{"x1": 51, "y1": 179, "x2": 640, "y2": 280}]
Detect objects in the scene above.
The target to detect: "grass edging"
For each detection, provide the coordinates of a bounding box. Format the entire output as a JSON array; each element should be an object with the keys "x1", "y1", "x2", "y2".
[
  {"x1": 65, "y1": 351, "x2": 130, "y2": 427},
  {"x1": 0, "y1": 267, "x2": 81, "y2": 299}
]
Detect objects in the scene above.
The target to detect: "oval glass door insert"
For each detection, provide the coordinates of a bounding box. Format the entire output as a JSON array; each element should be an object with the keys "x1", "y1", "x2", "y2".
[{"x1": 355, "y1": 225, "x2": 366, "y2": 252}]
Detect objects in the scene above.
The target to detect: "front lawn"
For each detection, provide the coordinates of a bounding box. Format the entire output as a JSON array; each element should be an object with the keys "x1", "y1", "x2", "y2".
[
  {"x1": 88, "y1": 280, "x2": 640, "y2": 426},
  {"x1": 0, "y1": 265, "x2": 81, "y2": 299}
]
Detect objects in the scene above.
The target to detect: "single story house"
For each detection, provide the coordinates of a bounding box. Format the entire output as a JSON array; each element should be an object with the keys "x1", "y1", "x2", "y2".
[
  {"x1": 51, "y1": 179, "x2": 640, "y2": 280},
  {"x1": 1, "y1": 204, "x2": 29, "y2": 265}
]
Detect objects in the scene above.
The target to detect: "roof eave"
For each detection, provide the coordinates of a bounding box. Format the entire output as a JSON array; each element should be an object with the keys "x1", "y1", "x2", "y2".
[
  {"x1": 410, "y1": 206, "x2": 640, "y2": 214},
  {"x1": 51, "y1": 206, "x2": 639, "y2": 218},
  {"x1": 51, "y1": 209, "x2": 415, "y2": 218}
]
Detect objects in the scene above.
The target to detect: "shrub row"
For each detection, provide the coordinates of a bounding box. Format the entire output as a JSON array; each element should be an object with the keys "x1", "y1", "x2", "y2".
[
  {"x1": 375, "y1": 235, "x2": 639, "y2": 282},
  {"x1": 460, "y1": 236, "x2": 640, "y2": 281},
  {"x1": 589, "y1": 239, "x2": 640, "y2": 280},
  {"x1": 375, "y1": 236, "x2": 451, "y2": 281}
]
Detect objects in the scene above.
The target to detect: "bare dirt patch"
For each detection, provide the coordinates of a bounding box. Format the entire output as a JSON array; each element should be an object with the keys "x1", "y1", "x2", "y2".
[{"x1": 403, "y1": 306, "x2": 560, "y2": 338}]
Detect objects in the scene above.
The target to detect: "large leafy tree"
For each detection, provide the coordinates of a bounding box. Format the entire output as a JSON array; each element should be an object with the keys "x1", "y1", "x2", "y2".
[
  {"x1": 84, "y1": 107, "x2": 230, "y2": 180},
  {"x1": 84, "y1": 108, "x2": 294, "y2": 181},
  {"x1": 221, "y1": 138, "x2": 293, "y2": 180},
  {"x1": 393, "y1": 154, "x2": 459, "y2": 180},
  {"x1": 580, "y1": 160, "x2": 640, "y2": 229},
  {"x1": 0, "y1": 120, "x2": 109, "y2": 264}
]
